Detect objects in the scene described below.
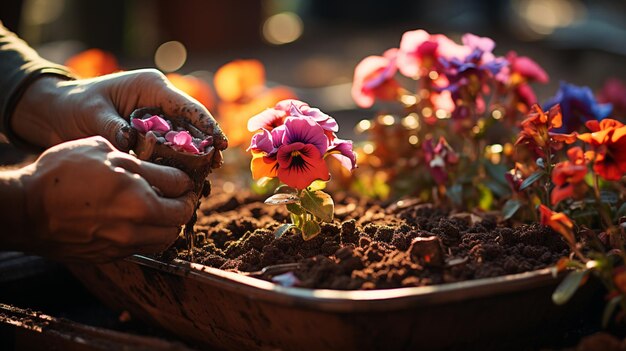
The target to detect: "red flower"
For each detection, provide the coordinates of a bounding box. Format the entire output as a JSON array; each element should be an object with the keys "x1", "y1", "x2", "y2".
[
  {"x1": 551, "y1": 147, "x2": 588, "y2": 206},
  {"x1": 276, "y1": 142, "x2": 330, "y2": 189},
  {"x1": 539, "y1": 205, "x2": 575, "y2": 247},
  {"x1": 515, "y1": 104, "x2": 576, "y2": 157},
  {"x1": 578, "y1": 119, "x2": 626, "y2": 181},
  {"x1": 352, "y1": 49, "x2": 402, "y2": 108}
]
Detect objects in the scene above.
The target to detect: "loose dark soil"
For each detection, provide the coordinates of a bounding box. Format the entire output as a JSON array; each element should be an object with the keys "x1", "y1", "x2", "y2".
[{"x1": 171, "y1": 189, "x2": 569, "y2": 290}]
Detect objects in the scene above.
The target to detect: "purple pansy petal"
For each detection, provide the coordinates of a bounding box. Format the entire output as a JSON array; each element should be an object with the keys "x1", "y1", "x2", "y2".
[
  {"x1": 248, "y1": 128, "x2": 275, "y2": 153},
  {"x1": 462, "y1": 33, "x2": 495, "y2": 53},
  {"x1": 327, "y1": 139, "x2": 357, "y2": 171},
  {"x1": 271, "y1": 125, "x2": 286, "y2": 150},
  {"x1": 283, "y1": 117, "x2": 329, "y2": 155},
  {"x1": 545, "y1": 81, "x2": 613, "y2": 133},
  {"x1": 276, "y1": 99, "x2": 308, "y2": 112},
  {"x1": 248, "y1": 108, "x2": 286, "y2": 132}
]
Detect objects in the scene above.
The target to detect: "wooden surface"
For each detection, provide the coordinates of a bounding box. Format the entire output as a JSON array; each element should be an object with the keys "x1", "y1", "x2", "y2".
[{"x1": 0, "y1": 303, "x2": 195, "y2": 351}]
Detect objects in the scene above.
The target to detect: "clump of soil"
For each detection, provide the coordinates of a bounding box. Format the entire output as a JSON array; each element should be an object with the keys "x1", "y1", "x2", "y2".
[{"x1": 171, "y1": 189, "x2": 569, "y2": 290}]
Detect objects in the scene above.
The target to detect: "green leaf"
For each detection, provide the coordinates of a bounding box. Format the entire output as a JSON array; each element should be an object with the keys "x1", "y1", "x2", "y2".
[
  {"x1": 290, "y1": 213, "x2": 303, "y2": 228},
  {"x1": 603, "y1": 296, "x2": 622, "y2": 328},
  {"x1": 484, "y1": 160, "x2": 509, "y2": 184},
  {"x1": 300, "y1": 190, "x2": 334, "y2": 222},
  {"x1": 536, "y1": 158, "x2": 545, "y2": 169},
  {"x1": 600, "y1": 191, "x2": 619, "y2": 205},
  {"x1": 301, "y1": 220, "x2": 321, "y2": 240},
  {"x1": 265, "y1": 193, "x2": 300, "y2": 205},
  {"x1": 519, "y1": 170, "x2": 545, "y2": 191},
  {"x1": 307, "y1": 180, "x2": 327, "y2": 192},
  {"x1": 484, "y1": 179, "x2": 511, "y2": 198},
  {"x1": 274, "y1": 223, "x2": 295, "y2": 239},
  {"x1": 552, "y1": 270, "x2": 587, "y2": 305},
  {"x1": 286, "y1": 203, "x2": 305, "y2": 215},
  {"x1": 478, "y1": 184, "x2": 494, "y2": 210},
  {"x1": 274, "y1": 184, "x2": 298, "y2": 194},
  {"x1": 502, "y1": 199, "x2": 522, "y2": 220},
  {"x1": 447, "y1": 184, "x2": 463, "y2": 206},
  {"x1": 617, "y1": 202, "x2": 626, "y2": 219}
]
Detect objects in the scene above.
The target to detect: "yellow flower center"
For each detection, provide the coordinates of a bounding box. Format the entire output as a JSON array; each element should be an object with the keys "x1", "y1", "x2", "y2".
[{"x1": 291, "y1": 150, "x2": 301, "y2": 157}]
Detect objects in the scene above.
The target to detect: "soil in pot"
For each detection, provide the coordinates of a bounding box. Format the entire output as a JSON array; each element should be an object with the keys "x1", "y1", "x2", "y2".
[{"x1": 163, "y1": 187, "x2": 569, "y2": 290}]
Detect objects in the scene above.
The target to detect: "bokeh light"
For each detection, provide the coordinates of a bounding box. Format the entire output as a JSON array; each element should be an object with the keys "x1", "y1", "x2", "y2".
[
  {"x1": 262, "y1": 12, "x2": 303, "y2": 45},
  {"x1": 154, "y1": 41, "x2": 187, "y2": 72}
]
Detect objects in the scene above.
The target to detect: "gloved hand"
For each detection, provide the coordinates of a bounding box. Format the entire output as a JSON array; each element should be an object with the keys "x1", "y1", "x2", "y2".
[
  {"x1": 11, "y1": 69, "x2": 227, "y2": 167},
  {"x1": 5, "y1": 136, "x2": 196, "y2": 263}
]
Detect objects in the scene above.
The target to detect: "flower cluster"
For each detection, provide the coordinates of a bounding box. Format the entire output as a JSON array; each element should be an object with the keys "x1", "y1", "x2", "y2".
[
  {"x1": 350, "y1": 29, "x2": 552, "y2": 207},
  {"x1": 131, "y1": 115, "x2": 212, "y2": 155},
  {"x1": 509, "y1": 100, "x2": 626, "y2": 322},
  {"x1": 247, "y1": 99, "x2": 357, "y2": 240},
  {"x1": 248, "y1": 99, "x2": 356, "y2": 190}
]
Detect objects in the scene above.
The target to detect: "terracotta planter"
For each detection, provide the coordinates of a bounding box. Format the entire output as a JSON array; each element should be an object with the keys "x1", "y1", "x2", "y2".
[{"x1": 68, "y1": 255, "x2": 601, "y2": 350}]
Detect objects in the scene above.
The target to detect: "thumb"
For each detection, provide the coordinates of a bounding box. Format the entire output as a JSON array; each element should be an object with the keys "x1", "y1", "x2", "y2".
[{"x1": 95, "y1": 110, "x2": 136, "y2": 152}]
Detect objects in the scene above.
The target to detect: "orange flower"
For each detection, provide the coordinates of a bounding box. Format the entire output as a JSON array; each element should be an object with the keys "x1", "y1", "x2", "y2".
[
  {"x1": 214, "y1": 60, "x2": 297, "y2": 147},
  {"x1": 539, "y1": 204, "x2": 576, "y2": 247},
  {"x1": 166, "y1": 73, "x2": 214, "y2": 110},
  {"x1": 250, "y1": 150, "x2": 278, "y2": 180},
  {"x1": 214, "y1": 59, "x2": 265, "y2": 103},
  {"x1": 551, "y1": 147, "x2": 588, "y2": 205},
  {"x1": 65, "y1": 49, "x2": 119, "y2": 78},
  {"x1": 515, "y1": 104, "x2": 576, "y2": 157},
  {"x1": 578, "y1": 119, "x2": 626, "y2": 181}
]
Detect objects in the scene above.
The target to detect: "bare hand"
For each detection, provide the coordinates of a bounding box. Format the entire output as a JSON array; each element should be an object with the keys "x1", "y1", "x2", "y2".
[
  {"x1": 12, "y1": 136, "x2": 196, "y2": 263},
  {"x1": 12, "y1": 69, "x2": 227, "y2": 167}
]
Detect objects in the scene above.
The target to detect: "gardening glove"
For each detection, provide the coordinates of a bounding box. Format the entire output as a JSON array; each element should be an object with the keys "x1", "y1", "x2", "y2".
[
  {"x1": 4, "y1": 136, "x2": 196, "y2": 263},
  {"x1": 10, "y1": 69, "x2": 228, "y2": 168}
]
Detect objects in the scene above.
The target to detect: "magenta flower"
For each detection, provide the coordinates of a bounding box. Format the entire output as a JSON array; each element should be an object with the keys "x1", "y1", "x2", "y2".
[
  {"x1": 165, "y1": 131, "x2": 200, "y2": 154},
  {"x1": 248, "y1": 100, "x2": 356, "y2": 189},
  {"x1": 423, "y1": 136, "x2": 459, "y2": 185},
  {"x1": 397, "y1": 29, "x2": 470, "y2": 78},
  {"x1": 351, "y1": 48, "x2": 402, "y2": 108},
  {"x1": 495, "y1": 51, "x2": 549, "y2": 108},
  {"x1": 328, "y1": 138, "x2": 357, "y2": 171},
  {"x1": 131, "y1": 115, "x2": 171, "y2": 134},
  {"x1": 247, "y1": 99, "x2": 339, "y2": 135},
  {"x1": 598, "y1": 78, "x2": 626, "y2": 117}
]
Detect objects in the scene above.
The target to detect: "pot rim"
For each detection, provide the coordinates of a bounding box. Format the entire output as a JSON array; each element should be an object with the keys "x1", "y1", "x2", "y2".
[{"x1": 126, "y1": 255, "x2": 561, "y2": 312}]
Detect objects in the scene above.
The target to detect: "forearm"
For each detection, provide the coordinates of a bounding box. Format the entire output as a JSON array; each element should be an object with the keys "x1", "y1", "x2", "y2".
[
  {"x1": 0, "y1": 23, "x2": 73, "y2": 148},
  {"x1": 0, "y1": 168, "x2": 27, "y2": 249}
]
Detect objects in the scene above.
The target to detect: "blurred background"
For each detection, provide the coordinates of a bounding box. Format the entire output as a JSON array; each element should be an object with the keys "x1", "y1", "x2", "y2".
[{"x1": 3, "y1": 0, "x2": 626, "y2": 109}]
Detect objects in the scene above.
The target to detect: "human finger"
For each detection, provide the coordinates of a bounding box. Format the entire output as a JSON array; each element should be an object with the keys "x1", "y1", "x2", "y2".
[
  {"x1": 111, "y1": 154, "x2": 193, "y2": 198},
  {"x1": 89, "y1": 109, "x2": 136, "y2": 152}
]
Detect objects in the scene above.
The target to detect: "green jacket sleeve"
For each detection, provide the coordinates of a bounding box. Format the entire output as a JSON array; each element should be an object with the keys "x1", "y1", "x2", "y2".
[{"x1": 0, "y1": 22, "x2": 74, "y2": 148}]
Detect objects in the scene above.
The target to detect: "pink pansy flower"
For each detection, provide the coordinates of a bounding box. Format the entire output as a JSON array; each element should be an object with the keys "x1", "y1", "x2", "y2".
[
  {"x1": 165, "y1": 131, "x2": 200, "y2": 154},
  {"x1": 598, "y1": 78, "x2": 626, "y2": 117},
  {"x1": 496, "y1": 51, "x2": 548, "y2": 108},
  {"x1": 286, "y1": 100, "x2": 339, "y2": 133},
  {"x1": 131, "y1": 115, "x2": 171, "y2": 134},
  {"x1": 247, "y1": 99, "x2": 339, "y2": 134},
  {"x1": 397, "y1": 29, "x2": 470, "y2": 78},
  {"x1": 248, "y1": 100, "x2": 356, "y2": 189},
  {"x1": 351, "y1": 48, "x2": 402, "y2": 108},
  {"x1": 423, "y1": 136, "x2": 459, "y2": 185},
  {"x1": 327, "y1": 138, "x2": 357, "y2": 171}
]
